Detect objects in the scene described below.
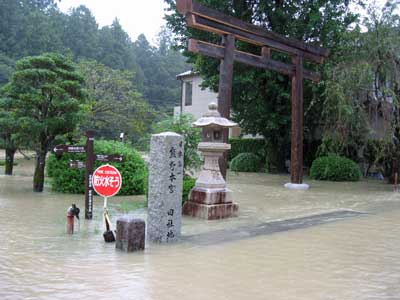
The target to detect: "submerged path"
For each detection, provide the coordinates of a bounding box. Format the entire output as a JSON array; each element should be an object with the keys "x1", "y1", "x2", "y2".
[{"x1": 184, "y1": 210, "x2": 367, "y2": 246}]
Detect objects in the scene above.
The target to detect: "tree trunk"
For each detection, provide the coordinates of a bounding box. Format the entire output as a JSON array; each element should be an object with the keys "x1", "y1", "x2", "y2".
[
  {"x1": 5, "y1": 148, "x2": 16, "y2": 175},
  {"x1": 266, "y1": 142, "x2": 287, "y2": 173},
  {"x1": 33, "y1": 150, "x2": 47, "y2": 192}
]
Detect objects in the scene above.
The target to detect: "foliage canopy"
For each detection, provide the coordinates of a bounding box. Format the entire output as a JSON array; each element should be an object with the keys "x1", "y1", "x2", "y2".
[{"x1": 78, "y1": 60, "x2": 156, "y2": 142}]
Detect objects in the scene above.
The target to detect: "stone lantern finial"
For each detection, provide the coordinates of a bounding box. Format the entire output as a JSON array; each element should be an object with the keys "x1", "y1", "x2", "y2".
[{"x1": 205, "y1": 102, "x2": 219, "y2": 116}]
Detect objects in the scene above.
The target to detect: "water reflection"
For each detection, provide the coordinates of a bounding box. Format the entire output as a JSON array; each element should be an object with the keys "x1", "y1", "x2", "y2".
[{"x1": 0, "y1": 159, "x2": 400, "y2": 300}]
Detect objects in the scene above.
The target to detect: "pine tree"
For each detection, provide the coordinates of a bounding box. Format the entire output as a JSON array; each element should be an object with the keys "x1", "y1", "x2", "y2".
[{"x1": 2, "y1": 53, "x2": 86, "y2": 191}]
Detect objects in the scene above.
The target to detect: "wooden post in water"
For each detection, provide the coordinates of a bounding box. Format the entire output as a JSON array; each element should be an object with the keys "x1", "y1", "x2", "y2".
[
  {"x1": 290, "y1": 55, "x2": 304, "y2": 184},
  {"x1": 217, "y1": 34, "x2": 235, "y2": 179}
]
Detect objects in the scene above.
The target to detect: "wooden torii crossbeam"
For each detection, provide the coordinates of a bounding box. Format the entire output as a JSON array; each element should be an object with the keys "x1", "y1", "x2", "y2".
[{"x1": 177, "y1": 0, "x2": 329, "y2": 184}]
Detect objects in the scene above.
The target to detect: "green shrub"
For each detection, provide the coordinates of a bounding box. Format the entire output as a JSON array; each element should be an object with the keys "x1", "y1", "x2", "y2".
[
  {"x1": 144, "y1": 175, "x2": 195, "y2": 205},
  {"x1": 230, "y1": 152, "x2": 262, "y2": 172},
  {"x1": 229, "y1": 138, "x2": 266, "y2": 161},
  {"x1": 140, "y1": 114, "x2": 202, "y2": 171},
  {"x1": 310, "y1": 155, "x2": 361, "y2": 181},
  {"x1": 0, "y1": 160, "x2": 18, "y2": 166},
  {"x1": 46, "y1": 140, "x2": 147, "y2": 195},
  {"x1": 183, "y1": 176, "x2": 196, "y2": 203}
]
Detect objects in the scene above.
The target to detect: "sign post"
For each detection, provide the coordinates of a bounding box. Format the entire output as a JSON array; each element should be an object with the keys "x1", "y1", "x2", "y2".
[
  {"x1": 85, "y1": 130, "x2": 95, "y2": 219},
  {"x1": 92, "y1": 164, "x2": 122, "y2": 242},
  {"x1": 53, "y1": 131, "x2": 124, "y2": 220}
]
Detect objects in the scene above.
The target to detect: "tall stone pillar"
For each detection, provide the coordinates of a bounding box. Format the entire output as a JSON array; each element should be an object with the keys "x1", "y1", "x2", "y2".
[{"x1": 147, "y1": 132, "x2": 184, "y2": 243}]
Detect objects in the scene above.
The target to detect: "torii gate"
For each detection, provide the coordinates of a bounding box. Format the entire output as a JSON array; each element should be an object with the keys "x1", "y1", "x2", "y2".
[{"x1": 177, "y1": 0, "x2": 329, "y2": 187}]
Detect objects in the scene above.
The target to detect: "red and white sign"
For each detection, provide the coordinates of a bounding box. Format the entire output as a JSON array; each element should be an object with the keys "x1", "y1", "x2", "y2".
[{"x1": 92, "y1": 165, "x2": 122, "y2": 197}]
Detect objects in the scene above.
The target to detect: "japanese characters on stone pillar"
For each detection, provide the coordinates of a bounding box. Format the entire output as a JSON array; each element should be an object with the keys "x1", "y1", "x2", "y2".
[{"x1": 147, "y1": 132, "x2": 184, "y2": 243}]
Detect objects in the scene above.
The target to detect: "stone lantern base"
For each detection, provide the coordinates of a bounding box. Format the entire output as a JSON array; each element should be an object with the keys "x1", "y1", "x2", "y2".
[{"x1": 183, "y1": 187, "x2": 239, "y2": 220}]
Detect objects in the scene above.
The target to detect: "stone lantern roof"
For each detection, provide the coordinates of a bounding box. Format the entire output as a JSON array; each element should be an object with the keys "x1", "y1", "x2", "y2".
[{"x1": 193, "y1": 103, "x2": 238, "y2": 128}]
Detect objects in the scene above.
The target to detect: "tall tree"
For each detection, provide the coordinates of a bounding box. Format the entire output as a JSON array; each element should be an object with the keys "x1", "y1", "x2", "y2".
[
  {"x1": 320, "y1": 0, "x2": 400, "y2": 160},
  {"x1": 2, "y1": 53, "x2": 86, "y2": 192},
  {"x1": 134, "y1": 34, "x2": 158, "y2": 104},
  {"x1": 0, "y1": 0, "x2": 63, "y2": 59},
  {"x1": 0, "y1": 96, "x2": 19, "y2": 175},
  {"x1": 62, "y1": 6, "x2": 100, "y2": 60},
  {"x1": 97, "y1": 19, "x2": 137, "y2": 71},
  {"x1": 134, "y1": 31, "x2": 189, "y2": 108},
  {"x1": 156, "y1": 27, "x2": 191, "y2": 107},
  {"x1": 78, "y1": 60, "x2": 156, "y2": 142},
  {"x1": 0, "y1": 52, "x2": 15, "y2": 86}
]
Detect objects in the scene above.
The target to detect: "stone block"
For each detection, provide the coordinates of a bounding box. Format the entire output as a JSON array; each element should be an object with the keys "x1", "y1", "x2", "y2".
[
  {"x1": 183, "y1": 201, "x2": 238, "y2": 220},
  {"x1": 189, "y1": 187, "x2": 233, "y2": 205},
  {"x1": 116, "y1": 217, "x2": 145, "y2": 252}
]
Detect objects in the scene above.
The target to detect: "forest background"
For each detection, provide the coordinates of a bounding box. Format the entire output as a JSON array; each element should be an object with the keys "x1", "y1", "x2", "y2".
[{"x1": 0, "y1": 0, "x2": 189, "y2": 142}]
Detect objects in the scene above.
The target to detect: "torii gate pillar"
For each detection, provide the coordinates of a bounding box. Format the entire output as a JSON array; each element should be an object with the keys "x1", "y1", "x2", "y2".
[
  {"x1": 284, "y1": 55, "x2": 310, "y2": 190},
  {"x1": 217, "y1": 34, "x2": 235, "y2": 179}
]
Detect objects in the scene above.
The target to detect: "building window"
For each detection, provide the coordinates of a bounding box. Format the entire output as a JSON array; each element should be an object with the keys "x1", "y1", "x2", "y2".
[{"x1": 184, "y1": 82, "x2": 193, "y2": 106}]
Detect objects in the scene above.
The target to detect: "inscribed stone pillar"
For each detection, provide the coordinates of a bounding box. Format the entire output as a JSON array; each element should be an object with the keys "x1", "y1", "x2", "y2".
[{"x1": 147, "y1": 132, "x2": 184, "y2": 243}]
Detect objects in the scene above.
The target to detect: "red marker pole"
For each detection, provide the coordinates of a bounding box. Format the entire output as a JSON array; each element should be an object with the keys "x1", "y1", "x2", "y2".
[{"x1": 66, "y1": 206, "x2": 74, "y2": 234}]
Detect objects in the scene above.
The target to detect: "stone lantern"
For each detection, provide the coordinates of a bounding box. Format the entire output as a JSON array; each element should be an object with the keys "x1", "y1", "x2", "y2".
[{"x1": 183, "y1": 103, "x2": 239, "y2": 220}]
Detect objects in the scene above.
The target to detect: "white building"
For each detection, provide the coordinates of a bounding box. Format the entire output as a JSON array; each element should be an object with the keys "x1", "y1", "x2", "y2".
[
  {"x1": 174, "y1": 70, "x2": 242, "y2": 137},
  {"x1": 174, "y1": 70, "x2": 218, "y2": 119}
]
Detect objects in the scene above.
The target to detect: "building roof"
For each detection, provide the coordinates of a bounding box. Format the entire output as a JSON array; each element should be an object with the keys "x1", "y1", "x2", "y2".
[{"x1": 176, "y1": 70, "x2": 199, "y2": 80}]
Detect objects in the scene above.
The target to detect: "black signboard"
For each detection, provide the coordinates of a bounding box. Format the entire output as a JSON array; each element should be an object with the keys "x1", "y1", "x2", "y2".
[
  {"x1": 53, "y1": 145, "x2": 86, "y2": 154},
  {"x1": 96, "y1": 154, "x2": 124, "y2": 162},
  {"x1": 69, "y1": 160, "x2": 86, "y2": 169}
]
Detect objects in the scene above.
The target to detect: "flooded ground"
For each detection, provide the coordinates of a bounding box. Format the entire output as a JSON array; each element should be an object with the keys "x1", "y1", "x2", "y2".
[{"x1": 1, "y1": 156, "x2": 400, "y2": 300}]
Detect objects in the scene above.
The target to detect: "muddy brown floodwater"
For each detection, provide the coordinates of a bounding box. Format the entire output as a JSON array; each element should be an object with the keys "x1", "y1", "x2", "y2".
[{"x1": 1, "y1": 158, "x2": 400, "y2": 300}]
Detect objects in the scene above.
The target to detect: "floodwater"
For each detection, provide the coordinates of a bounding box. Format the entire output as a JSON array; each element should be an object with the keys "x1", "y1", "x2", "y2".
[{"x1": 1, "y1": 157, "x2": 400, "y2": 300}]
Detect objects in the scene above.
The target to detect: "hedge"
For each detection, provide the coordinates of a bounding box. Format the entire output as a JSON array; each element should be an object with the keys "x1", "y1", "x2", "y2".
[
  {"x1": 46, "y1": 140, "x2": 147, "y2": 195},
  {"x1": 183, "y1": 176, "x2": 196, "y2": 203},
  {"x1": 0, "y1": 160, "x2": 18, "y2": 166},
  {"x1": 230, "y1": 152, "x2": 262, "y2": 172},
  {"x1": 310, "y1": 155, "x2": 361, "y2": 181},
  {"x1": 229, "y1": 138, "x2": 265, "y2": 161}
]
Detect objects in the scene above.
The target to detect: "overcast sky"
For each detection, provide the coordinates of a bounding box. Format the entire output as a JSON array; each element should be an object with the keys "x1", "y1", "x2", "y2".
[
  {"x1": 58, "y1": 0, "x2": 167, "y2": 43},
  {"x1": 58, "y1": 0, "x2": 392, "y2": 43}
]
